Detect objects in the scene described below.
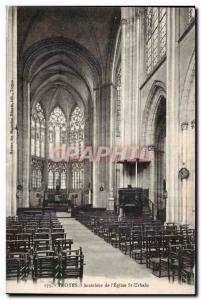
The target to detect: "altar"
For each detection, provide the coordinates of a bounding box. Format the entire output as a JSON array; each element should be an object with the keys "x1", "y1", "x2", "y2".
[{"x1": 43, "y1": 190, "x2": 83, "y2": 211}]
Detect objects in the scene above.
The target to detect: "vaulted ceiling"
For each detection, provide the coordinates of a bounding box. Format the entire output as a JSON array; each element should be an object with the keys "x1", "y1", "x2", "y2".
[{"x1": 17, "y1": 7, "x2": 121, "y2": 116}]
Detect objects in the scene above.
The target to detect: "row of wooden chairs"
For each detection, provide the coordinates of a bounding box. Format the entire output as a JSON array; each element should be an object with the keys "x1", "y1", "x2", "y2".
[
  {"x1": 7, "y1": 248, "x2": 84, "y2": 283},
  {"x1": 6, "y1": 212, "x2": 84, "y2": 282},
  {"x1": 32, "y1": 248, "x2": 84, "y2": 283},
  {"x1": 76, "y1": 211, "x2": 195, "y2": 285}
]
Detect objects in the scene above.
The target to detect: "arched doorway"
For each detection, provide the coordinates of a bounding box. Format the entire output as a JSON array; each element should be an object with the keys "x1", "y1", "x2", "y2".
[
  {"x1": 142, "y1": 81, "x2": 166, "y2": 220},
  {"x1": 154, "y1": 97, "x2": 166, "y2": 221}
]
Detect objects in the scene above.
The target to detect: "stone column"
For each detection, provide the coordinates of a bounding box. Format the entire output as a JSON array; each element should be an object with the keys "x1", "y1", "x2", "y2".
[
  {"x1": 83, "y1": 112, "x2": 91, "y2": 205},
  {"x1": 120, "y1": 8, "x2": 140, "y2": 188},
  {"x1": 66, "y1": 119, "x2": 71, "y2": 190},
  {"x1": 166, "y1": 8, "x2": 180, "y2": 223},
  {"x1": 181, "y1": 121, "x2": 188, "y2": 224},
  {"x1": 22, "y1": 82, "x2": 31, "y2": 207},
  {"x1": 93, "y1": 84, "x2": 112, "y2": 208},
  {"x1": 108, "y1": 84, "x2": 116, "y2": 210},
  {"x1": 6, "y1": 7, "x2": 17, "y2": 216},
  {"x1": 43, "y1": 117, "x2": 49, "y2": 190},
  {"x1": 92, "y1": 88, "x2": 100, "y2": 208},
  {"x1": 147, "y1": 145, "x2": 156, "y2": 215},
  {"x1": 120, "y1": 12, "x2": 127, "y2": 188},
  {"x1": 189, "y1": 120, "x2": 195, "y2": 226}
]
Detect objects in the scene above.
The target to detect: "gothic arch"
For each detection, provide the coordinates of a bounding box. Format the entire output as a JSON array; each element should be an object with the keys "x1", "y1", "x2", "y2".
[
  {"x1": 142, "y1": 80, "x2": 166, "y2": 147},
  {"x1": 179, "y1": 50, "x2": 195, "y2": 123},
  {"x1": 141, "y1": 81, "x2": 166, "y2": 216},
  {"x1": 20, "y1": 36, "x2": 101, "y2": 82},
  {"x1": 111, "y1": 25, "x2": 121, "y2": 84}
]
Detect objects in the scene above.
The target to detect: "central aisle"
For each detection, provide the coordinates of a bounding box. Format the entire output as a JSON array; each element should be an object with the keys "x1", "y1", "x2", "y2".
[{"x1": 58, "y1": 217, "x2": 195, "y2": 294}]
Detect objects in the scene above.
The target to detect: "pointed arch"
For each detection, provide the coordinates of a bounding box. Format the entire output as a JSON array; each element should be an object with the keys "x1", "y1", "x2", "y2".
[
  {"x1": 142, "y1": 80, "x2": 166, "y2": 146},
  {"x1": 70, "y1": 105, "x2": 85, "y2": 189},
  {"x1": 179, "y1": 50, "x2": 195, "y2": 123},
  {"x1": 48, "y1": 105, "x2": 67, "y2": 160},
  {"x1": 69, "y1": 105, "x2": 85, "y2": 152},
  {"x1": 31, "y1": 102, "x2": 46, "y2": 158}
]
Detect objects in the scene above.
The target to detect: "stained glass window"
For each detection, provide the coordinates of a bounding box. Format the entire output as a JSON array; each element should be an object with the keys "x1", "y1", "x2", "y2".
[
  {"x1": 116, "y1": 68, "x2": 121, "y2": 138},
  {"x1": 48, "y1": 161, "x2": 68, "y2": 190},
  {"x1": 72, "y1": 162, "x2": 84, "y2": 189},
  {"x1": 145, "y1": 7, "x2": 167, "y2": 74},
  {"x1": 31, "y1": 103, "x2": 45, "y2": 190},
  {"x1": 61, "y1": 171, "x2": 66, "y2": 189},
  {"x1": 48, "y1": 106, "x2": 67, "y2": 159},
  {"x1": 70, "y1": 106, "x2": 84, "y2": 189},
  {"x1": 48, "y1": 170, "x2": 54, "y2": 189},
  {"x1": 32, "y1": 104, "x2": 86, "y2": 191},
  {"x1": 70, "y1": 106, "x2": 84, "y2": 156},
  {"x1": 31, "y1": 158, "x2": 43, "y2": 189},
  {"x1": 31, "y1": 102, "x2": 45, "y2": 158}
]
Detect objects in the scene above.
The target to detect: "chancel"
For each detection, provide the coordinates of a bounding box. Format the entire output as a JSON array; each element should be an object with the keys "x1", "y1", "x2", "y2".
[{"x1": 6, "y1": 6, "x2": 196, "y2": 293}]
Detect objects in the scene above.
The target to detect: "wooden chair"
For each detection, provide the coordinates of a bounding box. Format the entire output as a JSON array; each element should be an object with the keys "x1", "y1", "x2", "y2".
[
  {"x1": 109, "y1": 225, "x2": 119, "y2": 248},
  {"x1": 119, "y1": 226, "x2": 131, "y2": 254},
  {"x1": 33, "y1": 238, "x2": 50, "y2": 251},
  {"x1": 36, "y1": 227, "x2": 51, "y2": 233},
  {"x1": 129, "y1": 230, "x2": 142, "y2": 257},
  {"x1": 131, "y1": 235, "x2": 145, "y2": 264},
  {"x1": 51, "y1": 232, "x2": 66, "y2": 246},
  {"x1": 51, "y1": 227, "x2": 65, "y2": 233},
  {"x1": 7, "y1": 239, "x2": 30, "y2": 253},
  {"x1": 148, "y1": 235, "x2": 170, "y2": 277},
  {"x1": 6, "y1": 252, "x2": 29, "y2": 281},
  {"x1": 180, "y1": 248, "x2": 195, "y2": 284},
  {"x1": 167, "y1": 244, "x2": 181, "y2": 282},
  {"x1": 33, "y1": 250, "x2": 59, "y2": 282},
  {"x1": 53, "y1": 238, "x2": 73, "y2": 253},
  {"x1": 6, "y1": 233, "x2": 17, "y2": 241},
  {"x1": 60, "y1": 248, "x2": 84, "y2": 283}
]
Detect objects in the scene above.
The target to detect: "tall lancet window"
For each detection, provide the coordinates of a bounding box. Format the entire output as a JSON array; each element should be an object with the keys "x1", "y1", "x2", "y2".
[
  {"x1": 116, "y1": 68, "x2": 121, "y2": 138},
  {"x1": 144, "y1": 7, "x2": 167, "y2": 74},
  {"x1": 72, "y1": 162, "x2": 84, "y2": 189},
  {"x1": 70, "y1": 106, "x2": 84, "y2": 189},
  {"x1": 31, "y1": 102, "x2": 45, "y2": 190},
  {"x1": 48, "y1": 106, "x2": 67, "y2": 160},
  {"x1": 70, "y1": 106, "x2": 84, "y2": 155},
  {"x1": 31, "y1": 159, "x2": 43, "y2": 189},
  {"x1": 48, "y1": 161, "x2": 68, "y2": 190},
  {"x1": 31, "y1": 102, "x2": 45, "y2": 158}
]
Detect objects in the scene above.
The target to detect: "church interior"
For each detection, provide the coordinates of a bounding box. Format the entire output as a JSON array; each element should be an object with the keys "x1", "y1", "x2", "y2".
[{"x1": 6, "y1": 6, "x2": 196, "y2": 293}]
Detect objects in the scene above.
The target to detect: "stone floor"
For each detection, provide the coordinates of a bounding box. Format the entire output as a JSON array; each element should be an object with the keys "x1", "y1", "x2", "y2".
[{"x1": 6, "y1": 217, "x2": 195, "y2": 295}]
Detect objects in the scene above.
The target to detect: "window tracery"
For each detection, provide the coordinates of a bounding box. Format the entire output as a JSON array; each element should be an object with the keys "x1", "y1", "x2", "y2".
[
  {"x1": 31, "y1": 102, "x2": 45, "y2": 158},
  {"x1": 31, "y1": 158, "x2": 43, "y2": 189},
  {"x1": 48, "y1": 106, "x2": 67, "y2": 159},
  {"x1": 70, "y1": 106, "x2": 84, "y2": 155},
  {"x1": 144, "y1": 7, "x2": 167, "y2": 74},
  {"x1": 48, "y1": 161, "x2": 68, "y2": 190},
  {"x1": 72, "y1": 162, "x2": 84, "y2": 189},
  {"x1": 70, "y1": 106, "x2": 84, "y2": 188}
]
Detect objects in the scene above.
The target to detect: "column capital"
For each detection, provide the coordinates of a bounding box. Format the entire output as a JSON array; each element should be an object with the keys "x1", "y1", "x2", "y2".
[
  {"x1": 181, "y1": 121, "x2": 189, "y2": 130},
  {"x1": 148, "y1": 144, "x2": 156, "y2": 151},
  {"x1": 136, "y1": 7, "x2": 144, "y2": 18},
  {"x1": 121, "y1": 18, "x2": 128, "y2": 26},
  {"x1": 93, "y1": 82, "x2": 115, "y2": 91},
  {"x1": 191, "y1": 119, "x2": 195, "y2": 129}
]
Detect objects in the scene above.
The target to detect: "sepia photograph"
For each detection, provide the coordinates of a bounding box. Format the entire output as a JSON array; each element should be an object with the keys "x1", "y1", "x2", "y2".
[{"x1": 6, "y1": 5, "x2": 196, "y2": 295}]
